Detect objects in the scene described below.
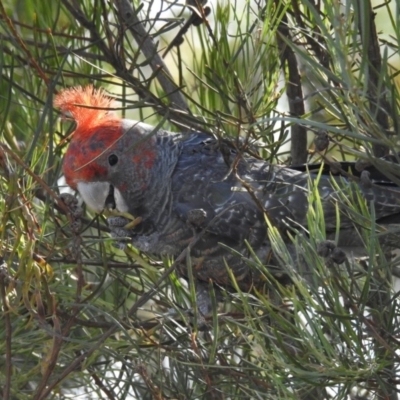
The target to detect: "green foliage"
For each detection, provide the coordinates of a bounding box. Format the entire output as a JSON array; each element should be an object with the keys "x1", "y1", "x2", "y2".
[{"x1": 1, "y1": 0, "x2": 400, "y2": 399}]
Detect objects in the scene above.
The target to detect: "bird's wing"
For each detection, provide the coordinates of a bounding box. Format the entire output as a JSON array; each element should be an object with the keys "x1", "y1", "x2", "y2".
[
  {"x1": 172, "y1": 133, "x2": 400, "y2": 244},
  {"x1": 171, "y1": 134, "x2": 269, "y2": 247}
]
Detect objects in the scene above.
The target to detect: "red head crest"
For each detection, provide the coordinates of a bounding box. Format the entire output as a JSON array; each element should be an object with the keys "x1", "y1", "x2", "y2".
[
  {"x1": 54, "y1": 85, "x2": 120, "y2": 137},
  {"x1": 55, "y1": 85, "x2": 123, "y2": 188}
]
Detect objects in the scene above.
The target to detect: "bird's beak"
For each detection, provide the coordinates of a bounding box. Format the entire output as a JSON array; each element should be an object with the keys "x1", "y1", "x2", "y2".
[
  {"x1": 76, "y1": 181, "x2": 129, "y2": 214},
  {"x1": 77, "y1": 181, "x2": 111, "y2": 213},
  {"x1": 104, "y1": 184, "x2": 116, "y2": 210}
]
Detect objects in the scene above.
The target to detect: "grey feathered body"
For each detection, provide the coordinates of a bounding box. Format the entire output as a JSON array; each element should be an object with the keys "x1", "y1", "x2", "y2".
[{"x1": 117, "y1": 131, "x2": 400, "y2": 289}]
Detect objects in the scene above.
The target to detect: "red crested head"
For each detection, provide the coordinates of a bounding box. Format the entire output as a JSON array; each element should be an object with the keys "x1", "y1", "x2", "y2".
[
  {"x1": 55, "y1": 86, "x2": 158, "y2": 205},
  {"x1": 55, "y1": 85, "x2": 124, "y2": 189},
  {"x1": 54, "y1": 85, "x2": 119, "y2": 132}
]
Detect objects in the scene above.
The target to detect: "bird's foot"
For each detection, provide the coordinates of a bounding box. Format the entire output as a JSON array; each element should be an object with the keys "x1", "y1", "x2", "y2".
[
  {"x1": 107, "y1": 216, "x2": 133, "y2": 250},
  {"x1": 317, "y1": 240, "x2": 347, "y2": 265},
  {"x1": 107, "y1": 216, "x2": 161, "y2": 253}
]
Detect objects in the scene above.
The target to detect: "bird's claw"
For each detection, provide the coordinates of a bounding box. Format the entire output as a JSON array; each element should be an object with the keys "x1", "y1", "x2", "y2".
[
  {"x1": 123, "y1": 216, "x2": 142, "y2": 229},
  {"x1": 317, "y1": 240, "x2": 347, "y2": 264},
  {"x1": 112, "y1": 241, "x2": 128, "y2": 251},
  {"x1": 107, "y1": 216, "x2": 134, "y2": 249},
  {"x1": 105, "y1": 209, "x2": 143, "y2": 229}
]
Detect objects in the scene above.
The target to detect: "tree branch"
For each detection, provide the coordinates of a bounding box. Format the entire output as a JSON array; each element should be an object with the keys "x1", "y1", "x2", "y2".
[
  {"x1": 114, "y1": 0, "x2": 189, "y2": 111},
  {"x1": 275, "y1": 1, "x2": 307, "y2": 164}
]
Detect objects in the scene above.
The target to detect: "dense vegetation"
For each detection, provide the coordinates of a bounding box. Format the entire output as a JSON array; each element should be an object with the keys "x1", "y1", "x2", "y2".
[{"x1": 1, "y1": 0, "x2": 400, "y2": 398}]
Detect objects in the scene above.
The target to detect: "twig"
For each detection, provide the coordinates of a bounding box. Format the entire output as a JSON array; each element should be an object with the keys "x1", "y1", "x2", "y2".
[
  {"x1": 275, "y1": 0, "x2": 307, "y2": 164},
  {"x1": 90, "y1": 371, "x2": 117, "y2": 400},
  {"x1": 0, "y1": 260, "x2": 12, "y2": 400},
  {"x1": 114, "y1": 0, "x2": 188, "y2": 111},
  {"x1": 0, "y1": 0, "x2": 50, "y2": 85},
  {"x1": 59, "y1": 0, "x2": 199, "y2": 131},
  {"x1": 290, "y1": 0, "x2": 331, "y2": 71},
  {"x1": 356, "y1": 0, "x2": 389, "y2": 158},
  {"x1": 0, "y1": 143, "x2": 71, "y2": 217},
  {"x1": 34, "y1": 199, "x2": 238, "y2": 397}
]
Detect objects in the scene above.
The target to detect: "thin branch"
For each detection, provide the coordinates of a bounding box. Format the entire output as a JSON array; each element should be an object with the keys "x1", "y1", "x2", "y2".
[
  {"x1": 275, "y1": 0, "x2": 307, "y2": 164},
  {"x1": 357, "y1": 0, "x2": 390, "y2": 157},
  {"x1": 0, "y1": 0, "x2": 50, "y2": 85},
  {"x1": 35, "y1": 202, "x2": 238, "y2": 397},
  {"x1": 290, "y1": 0, "x2": 331, "y2": 71},
  {"x1": 114, "y1": 0, "x2": 188, "y2": 111},
  {"x1": 0, "y1": 261, "x2": 12, "y2": 400}
]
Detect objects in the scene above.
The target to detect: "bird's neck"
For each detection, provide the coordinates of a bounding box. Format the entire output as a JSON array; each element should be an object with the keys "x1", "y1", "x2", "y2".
[{"x1": 135, "y1": 133, "x2": 182, "y2": 224}]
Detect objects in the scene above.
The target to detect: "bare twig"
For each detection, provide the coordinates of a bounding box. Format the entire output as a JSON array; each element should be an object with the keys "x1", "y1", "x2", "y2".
[
  {"x1": 0, "y1": 260, "x2": 12, "y2": 400},
  {"x1": 0, "y1": 0, "x2": 50, "y2": 85},
  {"x1": 0, "y1": 143, "x2": 71, "y2": 217},
  {"x1": 275, "y1": 0, "x2": 307, "y2": 164},
  {"x1": 356, "y1": 0, "x2": 390, "y2": 158},
  {"x1": 114, "y1": 0, "x2": 188, "y2": 111},
  {"x1": 34, "y1": 201, "x2": 239, "y2": 397}
]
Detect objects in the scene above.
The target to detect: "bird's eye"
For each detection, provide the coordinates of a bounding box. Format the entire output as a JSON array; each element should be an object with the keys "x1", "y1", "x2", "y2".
[{"x1": 108, "y1": 154, "x2": 118, "y2": 166}]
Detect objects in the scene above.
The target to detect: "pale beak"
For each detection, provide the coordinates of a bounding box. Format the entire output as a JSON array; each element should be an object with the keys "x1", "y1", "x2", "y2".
[
  {"x1": 77, "y1": 181, "x2": 111, "y2": 213},
  {"x1": 76, "y1": 181, "x2": 129, "y2": 213}
]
